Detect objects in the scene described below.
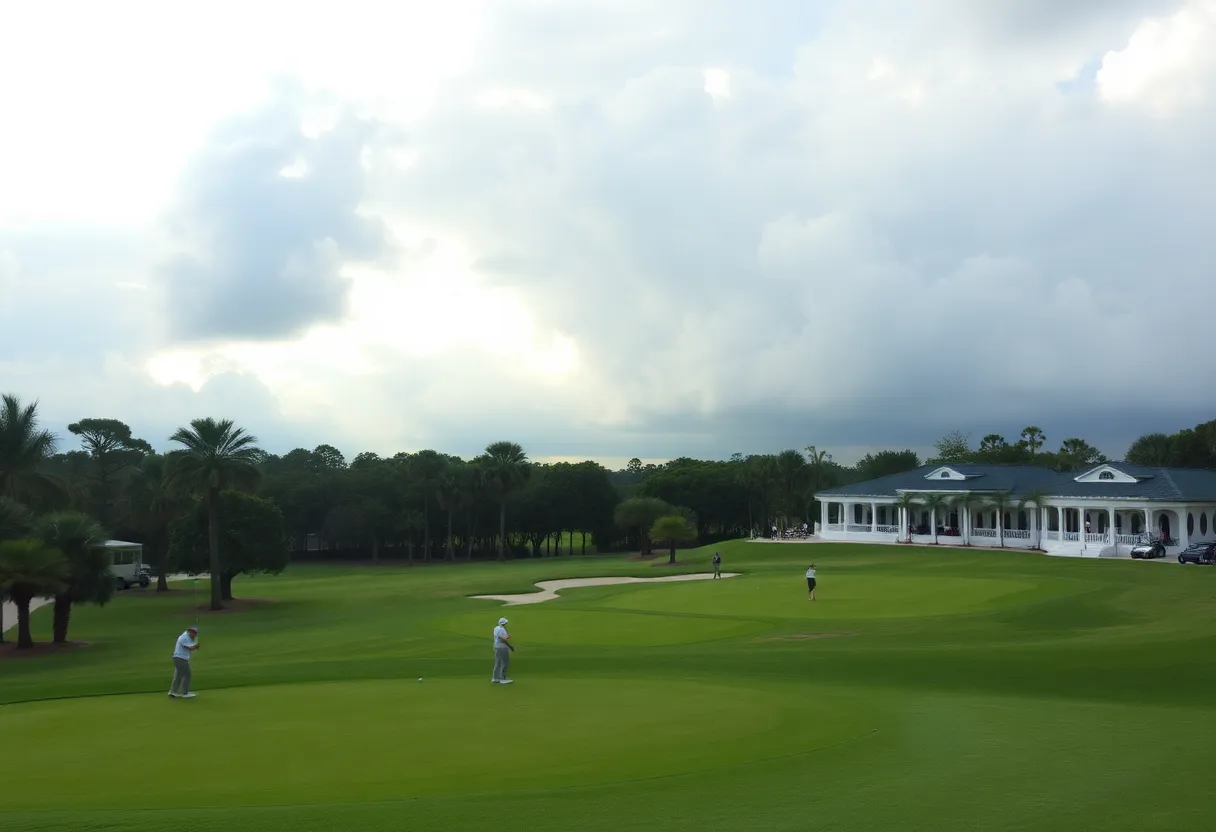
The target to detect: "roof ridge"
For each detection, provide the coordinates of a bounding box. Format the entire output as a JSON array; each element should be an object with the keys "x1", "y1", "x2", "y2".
[{"x1": 1159, "y1": 467, "x2": 1182, "y2": 499}]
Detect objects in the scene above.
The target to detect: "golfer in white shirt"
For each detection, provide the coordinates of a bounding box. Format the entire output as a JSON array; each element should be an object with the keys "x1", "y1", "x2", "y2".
[
  {"x1": 806, "y1": 564, "x2": 817, "y2": 601},
  {"x1": 492, "y1": 617, "x2": 514, "y2": 684},
  {"x1": 169, "y1": 626, "x2": 199, "y2": 698}
]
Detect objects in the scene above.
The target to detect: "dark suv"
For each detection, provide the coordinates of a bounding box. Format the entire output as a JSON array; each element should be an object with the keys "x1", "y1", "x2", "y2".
[{"x1": 1178, "y1": 542, "x2": 1216, "y2": 565}]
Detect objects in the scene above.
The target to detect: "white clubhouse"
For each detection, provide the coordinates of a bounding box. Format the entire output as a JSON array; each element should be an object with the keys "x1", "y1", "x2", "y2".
[{"x1": 814, "y1": 462, "x2": 1216, "y2": 558}]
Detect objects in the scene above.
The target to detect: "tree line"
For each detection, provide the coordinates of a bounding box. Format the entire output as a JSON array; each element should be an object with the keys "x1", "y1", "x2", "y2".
[{"x1": 4, "y1": 388, "x2": 1213, "y2": 649}]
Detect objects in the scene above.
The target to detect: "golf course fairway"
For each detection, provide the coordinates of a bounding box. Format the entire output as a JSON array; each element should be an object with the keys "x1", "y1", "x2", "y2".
[{"x1": 1, "y1": 541, "x2": 1214, "y2": 831}]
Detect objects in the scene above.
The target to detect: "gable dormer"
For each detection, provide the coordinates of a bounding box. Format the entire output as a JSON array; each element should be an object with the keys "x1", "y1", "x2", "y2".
[
  {"x1": 925, "y1": 466, "x2": 969, "y2": 481},
  {"x1": 1074, "y1": 464, "x2": 1141, "y2": 484}
]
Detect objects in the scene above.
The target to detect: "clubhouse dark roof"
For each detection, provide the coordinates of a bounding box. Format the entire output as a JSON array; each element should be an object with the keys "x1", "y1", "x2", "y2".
[{"x1": 814, "y1": 463, "x2": 1216, "y2": 503}]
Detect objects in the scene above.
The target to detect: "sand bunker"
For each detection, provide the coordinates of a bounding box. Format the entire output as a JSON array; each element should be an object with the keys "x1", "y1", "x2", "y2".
[{"x1": 470, "y1": 572, "x2": 741, "y2": 606}]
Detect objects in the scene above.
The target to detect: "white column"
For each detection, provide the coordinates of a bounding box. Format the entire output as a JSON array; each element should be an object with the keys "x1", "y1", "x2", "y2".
[
  {"x1": 1178, "y1": 507, "x2": 1190, "y2": 548},
  {"x1": 870, "y1": 502, "x2": 877, "y2": 532},
  {"x1": 820, "y1": 500, "x2": 827, "y2": 529},
  {"x1": 1107, "y1": 507, "x2": 1115, "y2": 542}
]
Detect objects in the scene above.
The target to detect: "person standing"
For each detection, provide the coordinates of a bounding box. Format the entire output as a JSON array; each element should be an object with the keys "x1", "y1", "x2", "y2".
[
  {"x1": 492, "y1": 617, "x2": 514, "y2": 684},
  {"x1": 805, "y1": 564, "x2": 817, "y2": 601},
  {"x1": 712, "y1": 551, "x2": 722, "y2": 578},
  {"x1": 169, "y1": 626, "x2": 199, "y2": 698}
]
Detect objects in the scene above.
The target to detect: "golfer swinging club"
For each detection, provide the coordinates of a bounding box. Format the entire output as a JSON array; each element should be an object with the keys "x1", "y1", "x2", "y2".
[
  {"x1": 712, "y1": 551, "x2": 722, "y2": 578},
  {"x1": 169, "y1": 625, "x2": 199, "y2": 698},
  {"x1": 492, "y1": 617, "x2": 514, "y2": 684},
  {"x1": 806, "y1": 563, "x2": 817, "y2": 601}
]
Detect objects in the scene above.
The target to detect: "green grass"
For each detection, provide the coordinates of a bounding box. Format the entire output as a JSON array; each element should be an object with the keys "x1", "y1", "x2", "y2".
[{"x1": 2, "y1": 542, "x2": 1215, "y2": 831}]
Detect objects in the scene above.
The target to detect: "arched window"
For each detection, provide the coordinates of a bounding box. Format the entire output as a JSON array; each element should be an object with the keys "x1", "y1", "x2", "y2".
[
  {"x1": 1018, "y1": 510, "x2": 1028, "y2": 530},
  {"x1": 1098, "y1": 471, "x2": 1115, "y2": 480},
  {"x1": 1201, "y1": 513, "x2": 1209, "y2": 536},
  {"x1": 1188, "y1": 513, "x2": 1195, "y2": 536},
  {"x1": 941, "y1": 471, "x2": 950, "y2": 478}
]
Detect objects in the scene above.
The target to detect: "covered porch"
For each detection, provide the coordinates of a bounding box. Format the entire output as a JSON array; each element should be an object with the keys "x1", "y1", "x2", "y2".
[{"x1": 817, "y1": 497, "x2": 1216, "y2": 556}]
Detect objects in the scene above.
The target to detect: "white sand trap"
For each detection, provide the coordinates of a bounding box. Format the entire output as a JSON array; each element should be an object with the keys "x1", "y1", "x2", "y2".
[{"x1": 471, "y1": 572, "x2": 741, "y2": 606}]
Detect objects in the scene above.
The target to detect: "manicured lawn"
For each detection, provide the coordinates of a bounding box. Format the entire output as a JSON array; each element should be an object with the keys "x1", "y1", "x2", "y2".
[{"x1": 2, "y1": 542, "x2": 1214, "y2": 831}]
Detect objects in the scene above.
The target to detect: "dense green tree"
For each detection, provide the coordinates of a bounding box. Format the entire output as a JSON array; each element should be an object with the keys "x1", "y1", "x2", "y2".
[
  {"x1": 1125, "y1": 432, "x2": 1175, "y2": 466},
  {"x1": 169, "y1": 490, "x2": 290, "y2": 600},
  {"x1": 649, "y1": 514, "x2": 697, "y2": 564},
  {"x1": 931, "y1": 430, "x2": 972, "y2": 463},
  {"x1": 124, "y1": 454, "x2": 185, "y2": 591},
  {"x1": 855, "y1": 449, "x2": 920, "y2": 481},
  {"x1": 1056, "y1": 438, "x2": 1106, "y2": 471},
  {"x1": 614, "y1": 496, "x2": 672, "y2": 554},
  {"x1": 1020, "y1": 426, "x2": 1046, "y2": 456}
]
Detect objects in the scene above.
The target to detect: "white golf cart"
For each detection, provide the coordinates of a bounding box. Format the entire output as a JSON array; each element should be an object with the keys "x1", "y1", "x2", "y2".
[{"x1": 105, "y1": 540, "x2": 150, "y2": 590}]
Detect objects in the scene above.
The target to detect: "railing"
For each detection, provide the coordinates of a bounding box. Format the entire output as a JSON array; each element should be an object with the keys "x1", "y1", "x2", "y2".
[
  {"x1": 1063, "y1": 532, "x2": 1079, "y2": 541},
  {"x1": 1085, "y1": 533, "x2": 1109, "y2": 544},
  {"x1": 826, "y1": 523, "x2": 843, "y2": 532},
  {"x1": 972, "y1": 528, "x2": 997, "y2": 538},
  {"x1": 1114, "y1": 534, "x2": 1142, "y2": 545},
  {"x1": 1044, "y1": 531, "x2": 1060, "y2": 541},
  {"x1": 847, "y1": 524, "x2": 871, "y2": 533},
  {"x1": 1006, "y1": 530, "x2": 1031, "y2": 540},
  {"x1": 876, "y1": 525, "x2": 899, "y2": 534}
]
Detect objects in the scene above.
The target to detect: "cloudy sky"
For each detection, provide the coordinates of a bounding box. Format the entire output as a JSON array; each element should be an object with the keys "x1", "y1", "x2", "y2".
[{"x1": 3, "y1": 0, "x2": 1214, "y2": 467}]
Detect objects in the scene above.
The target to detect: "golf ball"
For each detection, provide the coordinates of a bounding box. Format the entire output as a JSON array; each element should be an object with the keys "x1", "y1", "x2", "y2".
[{"x1": 418, "y1": 677, "x2": 423, "y2": 682}]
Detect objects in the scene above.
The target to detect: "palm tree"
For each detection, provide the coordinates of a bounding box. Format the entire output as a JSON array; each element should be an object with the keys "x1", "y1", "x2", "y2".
[
  {"x1": 0, "y1": 497, "x2": 34, "y2": 643},
  {"x1": 804, "y1": 446, "x2": 833, "y2": 525},
  {"x1": 921, "y1": 493, "x2": 948, "y2": 545},
  {"x1": 985, "y1": 490, "x2": 1016, "y2": 547},
  {"x1": 167, "y1": 418, "x2": 263, "y2": 611},
  {"x1": 33, "y1": 511, "x2": 112, "y2": 643},
  {"x1": 1018, "y1": 488, "x2": 1052, "y2": 550},
  {"x1": 949, "y1": 493, "x2": 981, "y2": 546},
  {"x1": 408, "y1": 451, "x2": 447, "y2": 562},
  {"x1": 435, "y1": 464, "x2": 463, "y2": 563},
  {"x1": 482, "y1": 442, "x2": 530, "y2": 561},
  {"x1": 0, "y1": 394, "x2": 60, "y2": 508},
  {"x1": 0, "y1": 539, "x2": 69, "y2": 648},
  {"x1": 893, "y1": 493, "x2": 920, "y2": 542}
]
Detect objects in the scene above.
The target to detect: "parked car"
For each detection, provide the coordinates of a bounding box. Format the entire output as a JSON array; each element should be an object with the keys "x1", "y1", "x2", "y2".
[
  {"x1": 1130, "y1": 538, "x2": 1166, "y2": 559},
  {"x1": 1177, "y1": 542, "x2": 1216, "y2": 565}
]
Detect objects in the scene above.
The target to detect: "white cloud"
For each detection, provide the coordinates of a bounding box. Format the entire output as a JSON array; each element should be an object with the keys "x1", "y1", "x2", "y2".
[
  {"x1": 4, "y1": 0, "x2": 1216, "y2": 463},
  {"x1": 1096, "y1": 0, "x2": 1216, "y2": 114}
]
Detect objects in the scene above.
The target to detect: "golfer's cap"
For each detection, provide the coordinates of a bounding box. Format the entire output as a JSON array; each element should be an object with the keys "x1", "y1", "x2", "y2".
[
  {"x1": 187, "y1": 626, "x2": 198, "y2": 632},
  {"x1": 498, "y1": 618, "x2": 508, "y2": 625}
]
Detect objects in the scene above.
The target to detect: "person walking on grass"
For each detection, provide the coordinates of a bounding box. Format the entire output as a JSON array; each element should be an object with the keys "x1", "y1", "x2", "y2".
[
  {"x1": 492, "y1": 617, "x2": 515, "y2": 684},
  {"x1": 169, "y1": 626, "x2": 199, "y2": 698},
  {"x1": 806, "y1": 564, "x2": 817, "y2": 601},
  {"x1": 712, "y1": 551, "x2": 722, "y2": 578}
]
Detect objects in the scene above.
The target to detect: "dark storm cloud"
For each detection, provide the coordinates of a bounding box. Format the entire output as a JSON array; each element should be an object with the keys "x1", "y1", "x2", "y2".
[{"x1": 159, "y1": 84, "x2": 392, "y2": 343}]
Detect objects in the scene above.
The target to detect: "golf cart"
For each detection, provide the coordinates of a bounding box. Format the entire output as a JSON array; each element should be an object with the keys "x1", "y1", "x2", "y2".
[
  {"x1": 1177, "y1": 542, "x2": 1216, "y2": 565},
  {"x1": 105, "y1": 540, "x2": 151, "y2": 589},
  {"x1": 1130, "y1": 536, "x2": 1167, "y2": 559}
]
